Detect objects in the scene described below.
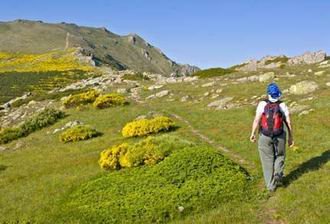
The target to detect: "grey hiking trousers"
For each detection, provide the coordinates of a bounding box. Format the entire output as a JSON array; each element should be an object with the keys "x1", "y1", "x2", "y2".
[{"x1": 258, "y1": 132, "x2": 286, "y2": 190}]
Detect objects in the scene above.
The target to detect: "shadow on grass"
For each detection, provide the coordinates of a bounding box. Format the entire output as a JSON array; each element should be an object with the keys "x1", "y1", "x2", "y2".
[
  {"x1": 284, "y1": 150, "x2": 330, "y2": 187},
  {"x1": 0, "y1": 165, "x2": 7, "y2": 172}
]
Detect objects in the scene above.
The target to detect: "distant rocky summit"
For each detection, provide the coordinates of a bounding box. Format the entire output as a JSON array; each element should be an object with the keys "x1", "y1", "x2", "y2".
[
  {"x1": 236, "y1": 51, "x2": 327, "y2": 72},
  {"x1": 0, "y1": 19, "x2": 199, "y2": 76},
  {"x1": 287, "y1": 50, "x2": 326, "y2": 65}
]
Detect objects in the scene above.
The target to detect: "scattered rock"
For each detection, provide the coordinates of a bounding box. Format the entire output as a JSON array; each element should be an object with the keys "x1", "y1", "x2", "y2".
[
  {"x1": 211, "y1": 94, "x2": 219, "y2": 99},
  {"x1": 314, "y1": 71, "x2": 325, "y2": 76},
  {"x1": 237, "y1": 75, "x2": 260, "y2": 82},
  {"x1": 116, "y1": 88, "x2": 129, "y2": 94},
  {"x1": 289, "y1": 81, "x2": 319, "y2": 95},
  {"x1": 178, "y1": 206, "x2": 185, "y2": 213},
  {"x1": 135, "y1": 115, "x2": 147, "y2": 120},
  {"x1": 204, "y1": 92, "x2": 210, "y2": 97},
  {"x1": 181, "y1": 95, "x2": 192, "y2": 102},
  {"x1": 290, "y1": 104, "x2": 309, "y2": 114},
  {"x1": 282, "y1": 72, "x2": 296, "y2": 78},
  {"x1": 202, "y1": 81, "x2": 215, "y2": 87},
  {"x1": 13, "y1": 141, "x2": 24, "y2": 150},
  {"x1": 155, "y1": 90, "x2": 170, "y2": 98},
  {"x1": 53, "y1": 120, "x2": 83, "y2": 134},
  {"x1": 148, "y1": 85, "x2": 163, "y2": 91},
  {"x1": 215, "y1": 89, "x2": 223, "y2": 94},
  {"x1": 298, "y1": 109, "x2": 314, "y2": 117},
  {"x1": 146, "y1": 94, "x2": 156, "y2": 100},
  {"x1": 237, "y1": 77, "x2": 248, "y2": 83},
  {"x1": 207, "y1": 97, "x2": 234, "y2": 109},
  {"x1": 326, "y1": 82, "x2": 330, "y2": 87},
  {"x1": 308, "y1": 69, "x2": 313, "y2": 73},
  {"x1": 259, "y1": 72, "x2": 275, "y2": 82},
  {"x1": 183, "y1": 76, "x2": 198, "y2": 82}
]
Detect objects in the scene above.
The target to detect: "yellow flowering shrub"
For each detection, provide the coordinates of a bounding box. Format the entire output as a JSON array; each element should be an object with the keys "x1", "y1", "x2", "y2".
[
  {"x1": 59, "y1": 125, "x2": 101, "y2": 143},
  {"x1": 99, "y1": 143, "x2": 129, "y2": 170},
  {"x1": 122, "y1": 116, "x2": 175, "y2": 137},
  {"x1": 0, "y1": 49, "x2": 93, "y2": 73},
  {"x1": 63, "y1": 89, "x2": 100, "y2": 108},
  {"x1": 99, "y1": 135, "x2": 192, "y2": 170},
  {"x1": 93, "y1": 93, "x2": 127, "y2": 109}
]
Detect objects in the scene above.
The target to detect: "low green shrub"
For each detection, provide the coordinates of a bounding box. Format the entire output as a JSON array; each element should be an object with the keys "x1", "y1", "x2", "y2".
[
  {"x1": 20, "y1": 108, "x2": 66, "y2": 135},
  {"x1": 122, "y1": 72, "x2": 150, "y2": 81},
  {"x1": 0, "y1": 128, "x2": 22, "y2": 144},
  {"x1": 193, "y1": 67, "x2": 235, "y2": 78},
  {"x1": 93, "y1": 93, "x2": 127, "y2": 109},
  {"x1": 122, "y1": 116, "x2": 175, "y2": 137},
  {"x1": 62, "y1": 89, "x2": 100, "y2": 108},
  {"x1": 59, "y1": 125, "x2": 101, "y2": 143},
  {"x1": 99, "y1": 135, "x2": 193, "y2": 170},
  {"x1": 264, "y1": 56, "x2": 289, "y2": 65},
  {"x1": 0, "y1": 108, "x2": 65, "y2": 144},
  {"x1": 61, "y1": 145, "x2": 250, "y2": 223}
]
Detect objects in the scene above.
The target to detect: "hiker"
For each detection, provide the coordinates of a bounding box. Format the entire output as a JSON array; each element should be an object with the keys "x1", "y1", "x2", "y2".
[{"x1": 250, "y1": 83, "x2": 294, "y2": 191}]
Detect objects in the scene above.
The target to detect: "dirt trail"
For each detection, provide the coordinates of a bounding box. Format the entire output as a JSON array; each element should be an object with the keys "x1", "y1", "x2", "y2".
[{"x1": 169, "y1": 112, "x2": 252, "y2": 170}]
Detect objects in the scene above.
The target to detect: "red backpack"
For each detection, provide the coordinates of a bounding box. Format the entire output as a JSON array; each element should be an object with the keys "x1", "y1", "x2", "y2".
[{"x1": 260, "y1": 100, "x2": 284, "y2": 137}]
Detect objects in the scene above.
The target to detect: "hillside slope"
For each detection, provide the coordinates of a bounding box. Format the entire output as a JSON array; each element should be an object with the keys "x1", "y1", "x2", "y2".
[
  {"x1": 0, "y1": 57, "x2": 329, "y2": 223},
  {"x1": 0, "y1": 19, "x2": 199, "y2": 75}
]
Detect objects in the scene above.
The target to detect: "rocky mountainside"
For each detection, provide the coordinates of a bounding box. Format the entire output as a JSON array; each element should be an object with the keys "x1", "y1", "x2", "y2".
[{"x1": 0, "y1": 19, "x2": 199, "y2": 75}]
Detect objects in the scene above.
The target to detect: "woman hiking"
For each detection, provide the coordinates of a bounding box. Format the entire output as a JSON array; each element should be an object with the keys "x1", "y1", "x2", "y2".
[{"x1": 250, "y1": 83, "x2": 294, "y2": 192}]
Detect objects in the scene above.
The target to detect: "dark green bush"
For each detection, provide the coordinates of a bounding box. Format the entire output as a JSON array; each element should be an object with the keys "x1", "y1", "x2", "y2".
[
  {"x1": 0, "y1": 108, "x2": 65, "y2": 144},
  {"x1": 122, "y1": 72, "x2": 150, "y2": 81},
  {"x1": 0, "y1": 128, "x2": 22, "y2": 144},
  {"x1": 193, "y1": 67, "x2": 235, "y2": 78},
  {"x1": 20, "y1": 108, "x2": 65, "y2": 135},
  {"x1": 60, "y1": 146, "x2": 250, "y2": 223}
]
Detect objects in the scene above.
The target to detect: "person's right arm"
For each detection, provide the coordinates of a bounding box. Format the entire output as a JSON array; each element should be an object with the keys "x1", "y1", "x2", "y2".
[{"x1": 250, "y1": 113, "x2": 262, "y2": 142}]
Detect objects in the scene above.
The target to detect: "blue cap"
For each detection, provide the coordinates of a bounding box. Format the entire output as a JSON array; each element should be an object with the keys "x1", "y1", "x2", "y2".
[{"x1": 267, "y1": 83, "x2": 282, "y2": 98}]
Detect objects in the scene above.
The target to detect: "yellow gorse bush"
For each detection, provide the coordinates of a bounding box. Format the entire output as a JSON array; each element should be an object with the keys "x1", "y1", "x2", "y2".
[
  {"x1": 99, "y1": 143, "x2": 129, "y2": 170},
  {"x1": 99, "y1": 135, "x2": 190, "y2": 170},
  {"x1": 63, "y1": 89, "x2": 100, "y2": 108},
  {"x1": 93, "y1": 93, "x2": 126, "y2": 109},
  {"x1": 122, "y1": 116, "x2": 175, "y2": 137},
  {"x1": 59, "y1": 125, "x2": 100, "y2": 143},
  {"x1": 0, "y1": 49, "x2": 93, "y2": 73}
]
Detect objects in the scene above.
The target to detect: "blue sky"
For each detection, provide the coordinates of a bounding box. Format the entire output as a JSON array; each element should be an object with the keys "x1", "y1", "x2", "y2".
[{"x1": 0, "y1": 0, "x2": 329, "y2": 68}]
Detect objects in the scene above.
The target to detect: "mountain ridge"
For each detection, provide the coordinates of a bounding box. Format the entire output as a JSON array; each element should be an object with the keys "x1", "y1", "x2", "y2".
[{"x1": 0, "y1": 19, "x2": 199, "y2": 76}]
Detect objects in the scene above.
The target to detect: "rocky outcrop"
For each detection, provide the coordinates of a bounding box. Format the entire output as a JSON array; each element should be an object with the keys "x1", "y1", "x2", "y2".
[
  {"x1": 235, "y1": 51, "x2": 327, "y2": 71},
  {"x1": 0, "y1": 100, "x2": 56, "y2": 128},
  {"x1": 259, "y1": 72, "x2": 275, "y2": 82},
  {"x1": 207, "y1": 97, "x2": 235, "y2": 110},
  {"x1": 146, "y1": 90, "x2": 170, "y2": 100},
  {"x1": 236, "y1": 55, "x2": 287, "y2": 71},
  {"x1": 176, "y1": 64, "x2": 200, "y2": 76},
  {"x1": 0, "y1": 92, "x2": 32, "y2": 110},
  {"x1": 288, "y1": 51, "x2": 326, "y2": 65},
  {"x1": 74, "y1": 47, "x2": 96, "y2": 66},
  {"x1": 289, "y1": 81, "x2": 319, "y2": 95}
]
